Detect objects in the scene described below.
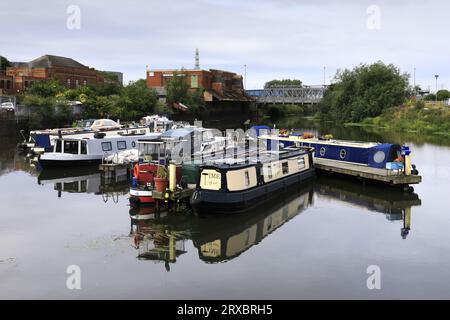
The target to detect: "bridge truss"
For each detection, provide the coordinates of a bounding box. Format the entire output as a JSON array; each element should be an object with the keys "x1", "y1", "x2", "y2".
[{"x1": 246, "y1": 85, "x2": 328, "y2": 104}]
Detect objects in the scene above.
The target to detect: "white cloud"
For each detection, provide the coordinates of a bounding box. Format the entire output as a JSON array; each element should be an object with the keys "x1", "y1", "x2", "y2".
[{"x1": 1, "y1": 0, "x2": 449, "y2": 89}]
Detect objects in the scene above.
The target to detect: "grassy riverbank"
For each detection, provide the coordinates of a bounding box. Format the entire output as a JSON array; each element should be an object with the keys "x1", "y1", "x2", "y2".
[{"x1": 345, "y1": 104, "x2": 450, "y2": 137}]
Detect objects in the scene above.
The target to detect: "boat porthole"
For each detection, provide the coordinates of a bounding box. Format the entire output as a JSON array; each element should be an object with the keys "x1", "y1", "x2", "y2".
[
  {"x1": 132, "y1": 141, "x2": 136, "y2": 148},
  {"x1": 319, "y1": 147, "x2": 326, "y2": 157},
  {"x1": 339, "y1": 149, "x2": 347, "y2": 159},
  {"x1": 373, "y1": 150, "x2": 386, "y2": 163}
]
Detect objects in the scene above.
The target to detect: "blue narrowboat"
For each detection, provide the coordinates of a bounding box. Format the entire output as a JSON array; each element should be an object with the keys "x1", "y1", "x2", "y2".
[{"x1": 298, "y1": 140, "x2": 402, "y2": 169}]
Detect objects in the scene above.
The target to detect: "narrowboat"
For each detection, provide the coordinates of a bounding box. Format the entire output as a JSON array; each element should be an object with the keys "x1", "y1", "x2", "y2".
[
  {"x1": 22, "y1": 115, "x2": 175, "y2": 154},
  {"x1": 38, "y1": 131, "x2": 161, "y2": 168},
  {"x1": 300, "y1": 139, "x2": 404, "y2": 169},
  {"x1": 189, "y1": 145, "x2": 315, "y2": 214},
  {"x1": 260, "y1": 132, "x2": 418, "y2": 172}
]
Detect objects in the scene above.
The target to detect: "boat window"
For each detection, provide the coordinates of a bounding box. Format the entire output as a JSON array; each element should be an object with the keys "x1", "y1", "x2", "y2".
[
  {"x1": 80, "y1": 141, "x2": 87, "y2": 155},
  {"x1": 117, "y1": 141, "x2": 127, "y2": 150},
  {"x1": 55, "y1": 140, "x2": 62, "y2": 153},
  {"x1": 102, "y1": 142, "x2": 112, "y2": 152},
  {"x1": 267, "y1": 166, "x2": 273, "y2": 179},
  {"x1": 244, "y1": 171, "x2": 250, "y2": 186},
  {"x1": 282, "y1": 162, "x2": 289, "y2": 174},
  {"x1": 319, "y1": 147, "x2": 326, "y2": 156},
  {"x1": 298, "y1": 158, "x2": 305, "y2": 170},
  {"x1": 373, "y1": 150, "x2": 386, "y2": 163},
  {"x1": 63, "y1": 140, "x2": 79, "y2": 155}
]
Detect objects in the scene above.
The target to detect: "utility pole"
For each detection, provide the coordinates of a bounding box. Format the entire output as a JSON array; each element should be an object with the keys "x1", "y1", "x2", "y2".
[
  {"x1": 244, "y1": 64, "x2": 247, "y2": 90},
  {"x1": 435, "y1": 74, "x2": 439, "y2": 104}
]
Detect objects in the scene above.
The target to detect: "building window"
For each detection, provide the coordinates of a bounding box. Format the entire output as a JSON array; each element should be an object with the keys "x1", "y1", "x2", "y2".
[
  {"x1": 0, "y1": 80, "x2": 4, "y2": 88},
  {"x1": 6, "y1": 80, "x2": 11, "y2": 89},
  {"x1": 117, "y1": 141, "x2": 127, "y2": 150},
  {"x1": 67, "y1": 78, "x2": 71, "y2": 87},
  {"x1": 191, "y1": 75, "x2": 199, "y2": 88},
  {"x1": 83, "y1": 80, "x2": 87, "y2": 86},
  {"x1": 75, "y1": 79, "x2": 79, "y2": 88},
  {"x1": 101, "y1": 142, "x2": 112, "y2": 152},
  {"x1": 282, "y1": 162, "x2": 289, "y2": 174},
  {"x1": 24, "y1": 81, "x2": 29, "y2": 88}
]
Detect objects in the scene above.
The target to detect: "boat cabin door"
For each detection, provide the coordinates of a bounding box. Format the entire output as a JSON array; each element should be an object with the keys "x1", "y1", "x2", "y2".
[{"x1": 138, "y1": 141, "x2": 167, "y2": 165}]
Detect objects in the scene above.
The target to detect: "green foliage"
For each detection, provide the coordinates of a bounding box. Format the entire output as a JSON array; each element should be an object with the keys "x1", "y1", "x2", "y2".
[
  {"x1": 186, "y1": 88, "x2": 206, "y2": 116},
  {"x1": 261, "y1": 104, "x2": 304, "y2": 118},
  {"x1": 264, "y1": 79, "x2": 302, "y2": 88},
  {"x1": 156, "y1": 166, "x2": 168, "y2": 179},
  {"x1": 360, "y1": 106, "x2": 450, "y2": 134},
  {"x1": 414, "y1": 100, "x2": 425, "y2": 110},
  {"x1": 437, "y1": 89, "x2": 450, "y2": 101},
  {"x1": 166, "y1": 70, "x2": 190, "y2": 103},
  {"x1": 0, "y1": 56, "x2": 11, "y2": 71},
  {"x1": 27, "y1": 78, "x2": 64, "y2": 97},
  {"x1": 165, "y1": 70, "x2": 206, "y2": 116},
  {"x1": 117, "y1": 79, "x2": 158, "y2": 119},
  {"x1": 94, "y1": 82, "x2": 121, "y2": 96},
  {"x1": 318, "y1": 62, "x2": 410, "y2": 122},
  {"x1": 97, "y1": 71, "x2": 120, "y2": 82},
  {"x1": 423, "y1": 93, "x2": 436, "y2": 101}
]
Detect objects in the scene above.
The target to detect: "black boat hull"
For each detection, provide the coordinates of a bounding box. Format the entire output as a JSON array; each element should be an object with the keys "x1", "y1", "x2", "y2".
[
  {"x1": 190, "y1": 167, "x2": 315, "y2": 214},
  {"x1": 38, "y1": 159, "x2": 102, "y2": 168}
]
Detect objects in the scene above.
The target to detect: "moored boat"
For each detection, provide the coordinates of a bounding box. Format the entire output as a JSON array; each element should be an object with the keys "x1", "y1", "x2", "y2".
[
  {"x1": 189, "y1": 145, "x2": 315, "y2": 214},
  {"x1": 38, "y1": 131, "x2": 161, "y2": 168}
]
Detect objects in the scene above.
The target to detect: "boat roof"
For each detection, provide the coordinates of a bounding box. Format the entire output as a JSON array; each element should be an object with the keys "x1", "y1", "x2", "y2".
[
  {"x1": 202, "y1": 146, "x2": 311, "y2": 169},
  {"x1": 57, "y1": 132, "x2": 160, "y2": 141},
  {"x1": 258, "y1": 135, "x2": 379, "y2": 148},
  {"x1": 160, "y1": 127, "x2": 211, "y2": 138}
]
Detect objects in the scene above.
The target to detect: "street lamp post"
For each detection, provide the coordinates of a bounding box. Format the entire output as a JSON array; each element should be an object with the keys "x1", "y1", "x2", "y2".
[
  {"x1": 435, "y1": 74, "x2": 439, "y2": 104},
  {"x1": 244, "y1": 64, "x2": 247, "y2": 90}
]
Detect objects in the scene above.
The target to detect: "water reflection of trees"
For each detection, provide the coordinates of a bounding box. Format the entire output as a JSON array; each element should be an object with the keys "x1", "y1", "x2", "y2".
[{"x1": 0, "y1": 137, "x2": 36, "y2": 177}]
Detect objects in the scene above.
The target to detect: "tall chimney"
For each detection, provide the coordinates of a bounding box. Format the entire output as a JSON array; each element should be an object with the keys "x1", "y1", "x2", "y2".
[{"x1": 195, "y1": 48, "x2": 200, "y2": 70}]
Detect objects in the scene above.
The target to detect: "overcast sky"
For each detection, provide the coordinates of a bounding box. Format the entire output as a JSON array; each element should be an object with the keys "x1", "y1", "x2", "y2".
[{"x1": 1, "y1": 0, "x2": 449, "y2": 90}]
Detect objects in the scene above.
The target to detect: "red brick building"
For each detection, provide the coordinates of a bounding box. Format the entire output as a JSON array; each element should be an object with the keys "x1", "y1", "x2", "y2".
[
  {"x1": 146, "y1": 68, "x2": 253, "y2": 104},
  {"x1": 2, "y1": 55, "x2": 107, "y2": 94},
  {"x1": 0, "y1": 71, "x2": 13, "y2": 95}
]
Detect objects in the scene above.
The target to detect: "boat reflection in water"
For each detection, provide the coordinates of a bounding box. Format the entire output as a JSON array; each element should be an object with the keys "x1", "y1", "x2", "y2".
[
  {"x1": 129, "y1": 184, "x2": 314, "y2": 268},
  {"x1": 129, "y1": 176, "x2": 422, "y2": 268},
  {"x1": 37, "y1": 167, "x2": 130, "y2": 203},
  {"x1": 314, "y1": 175, "x2": 421, "y2": 239}
]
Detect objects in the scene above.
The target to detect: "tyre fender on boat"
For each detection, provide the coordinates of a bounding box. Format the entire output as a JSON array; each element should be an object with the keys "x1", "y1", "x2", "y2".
[
  {"x1": 133, "y1": 164, "x2": 140, "y2": 179},
  {"x1": 190, "y1": 190, "x2": 201, "y2": 206}
]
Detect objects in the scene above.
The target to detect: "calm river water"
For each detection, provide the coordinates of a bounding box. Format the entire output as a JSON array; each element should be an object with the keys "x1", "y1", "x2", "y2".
[{"x1": 1, "y1": 122, "x2": 450, "y2": 299}]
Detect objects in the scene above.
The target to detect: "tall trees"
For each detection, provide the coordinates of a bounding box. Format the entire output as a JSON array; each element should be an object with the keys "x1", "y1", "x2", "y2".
[{"x1": 318, "y1": 62, "x2": 410, "y2": 122}]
